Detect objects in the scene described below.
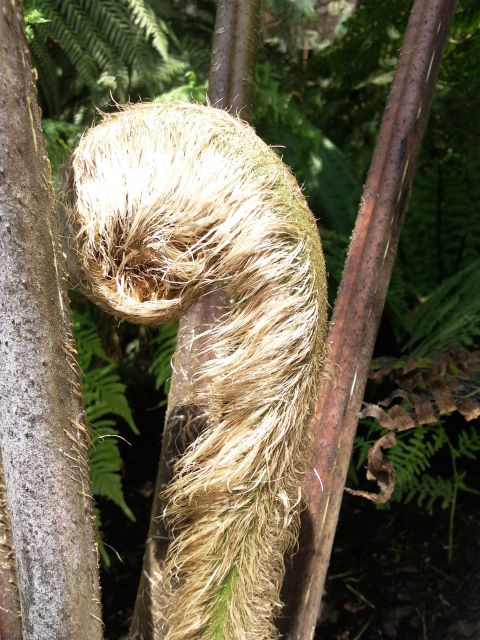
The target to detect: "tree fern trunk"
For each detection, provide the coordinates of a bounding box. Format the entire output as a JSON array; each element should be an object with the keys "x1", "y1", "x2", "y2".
[
  {"x1": 0, "y1": 3, "x2": 103, "y2": 638},
  {"x1": 0, "y1": 453, "x2": 22, "y2": 640}
]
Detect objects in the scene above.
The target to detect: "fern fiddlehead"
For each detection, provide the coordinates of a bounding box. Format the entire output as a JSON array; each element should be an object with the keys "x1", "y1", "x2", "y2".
[{"x1": 60, "y1": 101, "x2": 327, "y2": 639}]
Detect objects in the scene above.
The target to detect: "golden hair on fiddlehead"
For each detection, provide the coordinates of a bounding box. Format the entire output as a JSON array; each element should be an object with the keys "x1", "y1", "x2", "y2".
[{"x1": 60, "y1": 101, "x2": 328, "y2": 640}]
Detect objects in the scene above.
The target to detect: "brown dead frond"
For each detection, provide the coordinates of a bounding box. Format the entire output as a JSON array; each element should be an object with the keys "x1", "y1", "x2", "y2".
[
  {"x1": 349, "y1": 349, "x2": 480, "y2": 503},
  {"x1": 365, "y1": 349, "x2": 480, "y2": 428}
]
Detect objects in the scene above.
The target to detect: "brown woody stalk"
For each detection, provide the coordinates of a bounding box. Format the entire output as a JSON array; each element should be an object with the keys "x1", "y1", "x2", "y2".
[
  {"x1": 280, "y1": 1, "x2": 456, "y2": 638},
  {"x1": 0, "y1": 3, "x2": 103, "y2": 638},
  {"x1": 208, "y1": 0, "x2": 261, "y2": 121},
  {"x1": 129, "y1": 2, "x2": 261, "y2": 638}
]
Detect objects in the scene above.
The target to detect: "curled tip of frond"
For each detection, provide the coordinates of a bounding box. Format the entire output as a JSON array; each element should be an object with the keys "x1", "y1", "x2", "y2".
[{"x1": 60, "y1": 101, "x2": 328, "y2": 639}]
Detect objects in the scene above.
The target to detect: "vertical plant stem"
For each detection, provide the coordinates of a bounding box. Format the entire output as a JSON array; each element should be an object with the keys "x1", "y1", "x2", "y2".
[
  {"x1": 128, "y1": 2, "x2": 261, "y2": 638},
  {"x1": 208, "y1": 0, "x2": 261, "y2": 121},
  {"x1": 447, "y1": 441, "x2": 458, "y2": 564},
  {"x1": 280, "y1": 1, "x2": 456, "y2": 638},
  {"x1": 0, "y1": 3, "x2": 103, "y2": 638},
  {"x1": 436, "y1": 160, "x2": 445, "y2": 282}
]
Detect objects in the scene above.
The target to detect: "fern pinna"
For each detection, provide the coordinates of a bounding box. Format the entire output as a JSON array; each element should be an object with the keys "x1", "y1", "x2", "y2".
[
  {"x1": 60, "y1": 101, "x2": 328, "y2": 639},
  {"x1": 72, "y1": 308, "x2": 137, "y2": 565},
  {"x1": 24, "y1": 0, "x2": 176, "y2": 115}
]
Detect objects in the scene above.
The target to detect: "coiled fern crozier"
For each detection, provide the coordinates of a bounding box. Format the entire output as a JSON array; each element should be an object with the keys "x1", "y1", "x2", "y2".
[{"x1": 60, "y1": 102, "x2": 327, "y2": 639}]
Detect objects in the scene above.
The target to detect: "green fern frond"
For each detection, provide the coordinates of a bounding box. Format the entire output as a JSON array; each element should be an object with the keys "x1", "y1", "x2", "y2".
[
  {"x1": 42, "y1": 118, "x2": 83, "y2": 183},
  {"x1": 71, "y1": 306, "x2": 137, "y2": 563},
  {"x1": 149, "y1": 325, "x2": 177, "y2": 397},
  {"x1": 353, "y1": 417, "x2": 480, "y2": 513},
  {"x1": 56, "y1": 0, "x2": 130, "y2": 93},
  {"x1": 121, "y1": 0, "x2": 169, "y2": 60},
  {"x1": 71, "y1": 309, "x2": 109, "y2": 369},
  {"x1": 80, "y1": 0, "x2": 150, "y2": 67},
  {"x1": 455, "y1": 424, "x2": 480, "y2": 460},
  {"x1": 28, "y1": 32, "x2": 62, "y2": 114},
  {"x1": 90, "y1": 422, "x2": 135, "y2": 521},
  {"x1": 25, "y1": 0, "x2": 177, "y2": 116},
  {"x1": 404, "y1": 259, "x2": 480, "y2": 353},
  {"x1": 38, "y1": 5, "x2": 98, "y2": 89},
  {"x1": 352, "y1": 422, "x2": 381, "y2": 471},
  {"x1": 154, "y1": 71, "x2": 207, "y2": 103},
  {"x1": 24, "y1": 6, "x2": 50, "y2": 41},
  {"x1": 83, "y1": 365, "x2": 138, "y2": 434},
  {"x1": 403, "y1": 473, "x2": 456, "y2": 512},
  {"x1": 388, "y1": 430, "x2": 431, "y2": 487}
]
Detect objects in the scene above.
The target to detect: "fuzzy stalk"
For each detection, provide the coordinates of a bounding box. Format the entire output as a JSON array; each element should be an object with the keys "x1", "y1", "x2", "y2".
[
  {"x1": 129, "y1": 5, "x2": 261, "y2": 636},
  {"x1": 60, "y1": 101, "x2": 327, "y2": 639}
]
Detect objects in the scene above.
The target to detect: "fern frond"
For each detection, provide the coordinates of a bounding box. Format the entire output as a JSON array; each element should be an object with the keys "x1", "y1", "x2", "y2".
[
  {"x1": 28, "y1": 32, "x2": 62, "y2": 115},
  {"x1": 403, "y1": 473, "x2": 455, "y2": 512},
  {"x1": 149, "y1": 325, "x2": 177, "y2": 395},
  {"x1": 71, "y1": 309, "x2": 109, "y2": 369},
  {"x1": 24, "y1": 6, "x2": 50, "y2": 41},
  {"x1": 80, "y1": 0, "x2": 149, "y2": 67},
  {"x1": 42, "y1": 119, "x2": 83, "y2": 183},
  {"x1": 83, "y1": 365, "x2": 138, "y2": 434},
  {"x1": 456, "y1": 424, "x2": 480, "y2": 461},
  {"x1": 121, "y1": 0, "x2": 169, "y2": 60},
  {"x1": 57, "y1": 0, "x2": 130, "y2": 94},
  {"x1": 37, "y1": 4, "x2": 98, "y2": 90},
  {"x1": 405, "y1": 260, "x2": 480, "y2": 353},
  {"x1": 25, "y1": 0, "x2": 177, "y2": 116},
  {"x1": 89, "y1": 422, "x2": 135, "y2": 521},
  {"x1": 351, "y1": 421, "x2": 452, "y2": 509},
  {"x1": 154, "y1": 70, "x2": 207, "y2": 103},
  {"x1": 71, "y1": 305, "x2": 137, "y2": 559},
  {"x1": 390, "y1": 425, "x2": 447, "y2": 496}
]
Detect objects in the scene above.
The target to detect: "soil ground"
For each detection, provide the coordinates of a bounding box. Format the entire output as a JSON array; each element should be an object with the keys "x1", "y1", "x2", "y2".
[{"x1": 318, "y1": 494, "x2": 480, "y2": 640}]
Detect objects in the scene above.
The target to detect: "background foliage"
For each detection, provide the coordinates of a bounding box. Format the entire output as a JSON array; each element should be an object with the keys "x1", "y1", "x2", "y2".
[{"x1": 27, "y1": 0, "x2": 480, "y2": 577}]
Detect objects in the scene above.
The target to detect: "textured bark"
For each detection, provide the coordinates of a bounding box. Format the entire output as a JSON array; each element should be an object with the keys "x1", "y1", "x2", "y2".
[
  {"x1": 129, "y1": 299, "x2": 221, "y2": 639},
  {"x1": 208, "y1": 0, "x2": 261, "y2": 122},
  {"x1": 279, "y1": 1, "x2": 456, "y2": 638},
  {"x1": 0, "y1": 452, "x2": 22, "y2": 640},
  {"x1": 0, "y1": 2, "x2": 103, "y2": 638},
  {"x1": 128, "y1": 2, "x2": 261, "y2": 638}
]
